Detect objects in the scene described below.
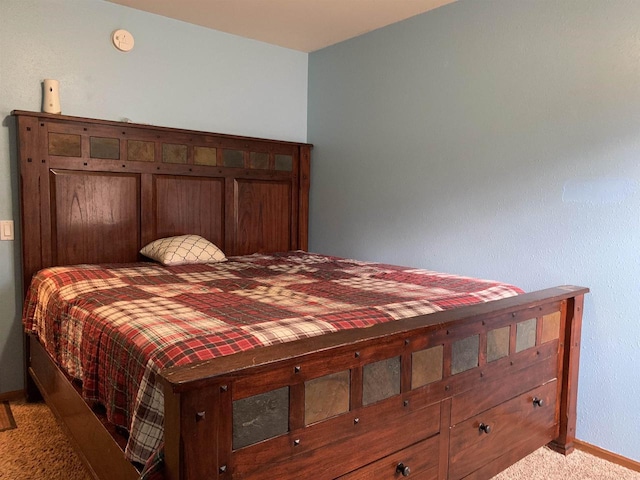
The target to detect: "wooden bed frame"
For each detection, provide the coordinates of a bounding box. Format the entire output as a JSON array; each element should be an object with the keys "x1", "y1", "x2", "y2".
[{"x1": 13, "y1": 110, "x2": 588, "y2": 480}]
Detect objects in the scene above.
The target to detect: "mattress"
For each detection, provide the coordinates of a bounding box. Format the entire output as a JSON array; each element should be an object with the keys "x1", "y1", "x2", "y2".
[{"x1": 22, "y1": 251, "x2": 522, "y2": 472}]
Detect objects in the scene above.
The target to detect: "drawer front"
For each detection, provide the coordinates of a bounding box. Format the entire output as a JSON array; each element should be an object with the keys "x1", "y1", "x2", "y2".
[
  {"x1": 449, "y1": 380, "x2": 557, "y2": 480},
  {"x1": 338, "y1": 435, "x2": 439, "y2": 480}
]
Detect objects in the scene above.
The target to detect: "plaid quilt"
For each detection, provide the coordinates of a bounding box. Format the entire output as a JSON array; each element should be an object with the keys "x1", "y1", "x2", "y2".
[{"x1": 22, "y1": 251, "x2": 522, "y2": 475}]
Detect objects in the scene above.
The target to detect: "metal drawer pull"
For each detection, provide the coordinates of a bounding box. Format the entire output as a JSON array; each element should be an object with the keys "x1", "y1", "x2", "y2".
[
  {"x1": 533, "y1": 397, "x2": 544, "y2": 407},
  {"x1": 479, "y1": 423, "x2": 491, "y2": 434},
  {"x1": 396, "y1": 462, "x2": 411, "y2": 476}
]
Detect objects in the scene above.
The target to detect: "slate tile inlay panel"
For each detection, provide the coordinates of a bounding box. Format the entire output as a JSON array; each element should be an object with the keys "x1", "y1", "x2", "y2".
[
  {"x1": 412, "y1": 345, "x2": 443, "y2": 389},
  {"x1": 363, "y1": 356, "x2": 400, "y2": 406},
  {"x1": 233, "y1": 387, "x2": 289, "y2": 449},
  {"x1": 451, "y1": 335, "x2": 479, "y2": 375},
  {"x1": 305, "y1": 370, "x2": 350, "y2": 425}
]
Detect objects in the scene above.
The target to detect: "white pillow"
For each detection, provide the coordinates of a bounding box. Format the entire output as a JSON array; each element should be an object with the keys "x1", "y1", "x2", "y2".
[{"x1": 140, "y1": 235, "x2": 226, "y2": 266}]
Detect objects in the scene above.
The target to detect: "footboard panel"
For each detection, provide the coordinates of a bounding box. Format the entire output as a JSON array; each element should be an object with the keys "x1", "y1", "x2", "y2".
[{"x1": 161, "y1": 286, "x2": 587, "y2": 480}]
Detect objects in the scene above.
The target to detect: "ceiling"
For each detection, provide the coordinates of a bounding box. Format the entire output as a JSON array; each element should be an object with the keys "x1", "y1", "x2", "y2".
[{"x1": 106, "y1": 0, "x2": 456, "y2": 52}]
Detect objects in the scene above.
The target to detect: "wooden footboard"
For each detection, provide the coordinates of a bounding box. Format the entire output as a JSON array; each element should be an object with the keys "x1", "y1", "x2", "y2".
[
  {"x1": 25, "y1": 286, "x2": 587, "y2": 479},
  {"x1": 160, "y1": 286, "x2": 587, "y2": 480}
]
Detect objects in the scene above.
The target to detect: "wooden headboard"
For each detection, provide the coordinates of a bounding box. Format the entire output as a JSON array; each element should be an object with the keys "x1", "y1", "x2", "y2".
[{"x1": 13, "y1": 111, "x2": 311, "y2": 292}]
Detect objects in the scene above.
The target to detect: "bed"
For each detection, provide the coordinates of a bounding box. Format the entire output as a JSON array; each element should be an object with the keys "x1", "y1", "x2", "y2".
[{"x1": 13, "y1": 110, "x2": 588, "y2": 480}]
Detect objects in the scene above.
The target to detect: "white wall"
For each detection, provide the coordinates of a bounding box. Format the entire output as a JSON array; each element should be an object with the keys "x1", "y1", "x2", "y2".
[
  {"x1": 308, "y1": 0, "x2": 640, "y2": 462},
  {"x1": 0, "y1": 0, "x2": 308, "y2": 393}
]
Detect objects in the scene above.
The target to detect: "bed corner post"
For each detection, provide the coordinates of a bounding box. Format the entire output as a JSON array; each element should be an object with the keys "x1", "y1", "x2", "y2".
[
  {"x1": 163, "y1": 386, "x2": 183, "y2": 480},
  {"x1": 15, "y1": 112, "x2": 45, "y2": 402},
  {"x1": 549, "y1": 293, "x2": 585, "y2": 455},
  {"x1": 163, "y1": 379, "x2": 226, "y2": 480},
  {"x1": 298, "y1": 144, "x2": 311, "y2": 251},
  {"x1": 15, "y1": 113, "x2": 45, "y2": 293}
]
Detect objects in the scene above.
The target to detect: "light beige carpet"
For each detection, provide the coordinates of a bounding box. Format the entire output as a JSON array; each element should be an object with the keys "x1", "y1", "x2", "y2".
[
  {"x1": 494, "y1": 446, "x2": 640, "y2": 480},
  {"x1": 0, "y1": 401, "x2": 90, "y2": 480},
  {"x1": 0, "y1": 400, "x2": 638, "y2": 479}
]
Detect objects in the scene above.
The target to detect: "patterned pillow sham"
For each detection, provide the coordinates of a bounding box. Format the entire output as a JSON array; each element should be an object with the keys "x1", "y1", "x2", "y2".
[{"x1": 140, "y1": 235, "x2": 227, "y2": 266}]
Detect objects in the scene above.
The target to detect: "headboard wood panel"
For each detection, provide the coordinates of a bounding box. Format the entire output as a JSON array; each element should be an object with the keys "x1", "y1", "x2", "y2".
[
  {"x1": 236, "y1": 178, "x2": 293, "y2": 254},
  {"x1": 152, "y1": 175, "x2": 225, "y2": 246},
  {"x1": 13, "y1": 110, "x2": 312, "y2": 292},
  {"x1": 51, "y1": 169, "x2": 141, "y2": 266}
]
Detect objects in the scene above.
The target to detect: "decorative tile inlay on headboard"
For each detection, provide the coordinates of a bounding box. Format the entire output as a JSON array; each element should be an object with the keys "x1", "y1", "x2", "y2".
[
  {"x1": 223, "y1": 149, "x2": 244, "y2": 168},
  {"x1": 250, "y1": 152, "x2": 269, "y2": 170},
  {"x1": 90, "y1": 137, "x2": 120, "y2": 160},
  {"x1": 163, "y1": 143, "x2": 188, "y2": 164},
  {"x1": 194, "y1": 146, "x2": 217, "y2": 166},
  {"x1": 49, "y1": 133, "x2": 81, "y2": 157},
  {"x1": 128, "y1": 140, "x2": 155, "y2": 162},
  {"x1": 275, "y1": 154, "x2": 293, "y2": 171}
]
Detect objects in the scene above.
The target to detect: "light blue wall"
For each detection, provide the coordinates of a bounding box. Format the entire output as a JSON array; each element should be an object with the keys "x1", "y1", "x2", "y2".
[
  {"x1": 309, "y1": 0, "x2": 640, "y2": 462},
  {"x1": 0, "y1": 0, "x2": 308, "y2": 393}
]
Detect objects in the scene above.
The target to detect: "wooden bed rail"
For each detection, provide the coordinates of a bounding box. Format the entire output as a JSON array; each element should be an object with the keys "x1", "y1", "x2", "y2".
[{"x1": 161, "y1": 286, "x2": 587, "y2": 480}]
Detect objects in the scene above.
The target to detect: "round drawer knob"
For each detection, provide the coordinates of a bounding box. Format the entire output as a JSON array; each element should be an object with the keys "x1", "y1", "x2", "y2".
[
  {"x1": 396, "y1": 462, "x2": 411, "y2": 476},
  {"x1": 479, "y1": 423, "x2": 491, "y2": 434},
  {"x1": 533, "y1": 397, "x2": 544, "y2": 407}
]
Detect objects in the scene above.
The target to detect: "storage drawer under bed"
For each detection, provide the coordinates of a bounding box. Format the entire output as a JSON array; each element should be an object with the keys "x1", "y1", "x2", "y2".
[
  {"x1": 448, "y1": 379, "x2": 558, "y2": 479},
  {"x1": 338, "y1": 434, "x2": 440, "y2": 480}
]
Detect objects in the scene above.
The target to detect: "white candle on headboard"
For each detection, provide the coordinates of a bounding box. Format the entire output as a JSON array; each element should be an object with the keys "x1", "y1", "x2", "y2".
[{"x1": 42, "y1": 79, "x2": 61, "y2": 114}]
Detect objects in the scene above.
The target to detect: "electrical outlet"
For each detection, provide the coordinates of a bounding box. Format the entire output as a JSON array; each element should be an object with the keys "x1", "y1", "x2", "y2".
[{"x1": 0, "y1": 220, "x2": 14, "y2": 240}]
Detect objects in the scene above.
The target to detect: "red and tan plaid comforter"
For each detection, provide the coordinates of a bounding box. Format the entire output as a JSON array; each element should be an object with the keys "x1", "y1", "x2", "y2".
[{"x1": 22, "y1": 251, "x2": 522, "y2": 473}]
